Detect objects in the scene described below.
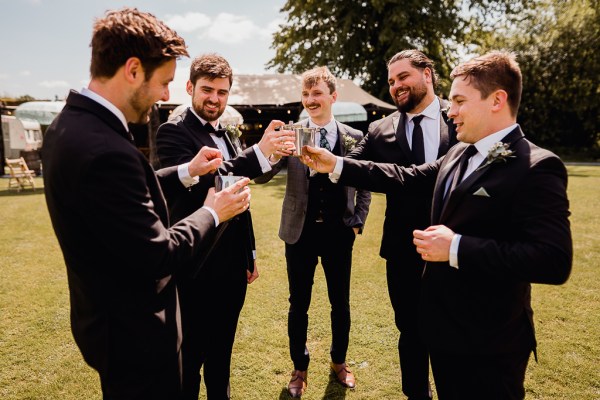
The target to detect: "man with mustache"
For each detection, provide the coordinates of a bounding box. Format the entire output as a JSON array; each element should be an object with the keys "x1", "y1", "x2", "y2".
[
  {"x1": 255, "y1": 66, "x2": 371, "y2": 398},
  {"x1": 42, "y1": 8, "x2": 251, "y2": 398},
  {"x1": 156, "y1": 53, "x2": 294, "y2": 399},
  {"x1": 346, "y1": 50, "x2": 457, "y2": 399}
]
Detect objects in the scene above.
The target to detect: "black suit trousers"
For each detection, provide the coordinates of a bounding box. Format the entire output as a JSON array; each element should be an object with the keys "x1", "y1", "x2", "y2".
[
  {"x1": 386, "y1": 254, "x2": 431, "y2": 399},
  {"x1": 178, "y1": 259, "x2": 248, "y2": 400},
  {"x1": 429, "y1": 349, "x2": 531, "y2": 400},
  {"x1": 285, "y1": 221, "x2": 356, "y2": 371}
]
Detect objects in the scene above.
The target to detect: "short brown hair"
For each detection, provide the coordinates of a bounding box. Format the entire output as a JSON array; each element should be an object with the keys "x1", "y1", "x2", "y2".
[
  {"x1": 301, "y1": 66, "x2": 336, "y2": 94},
  {"x1": 450, "y1": 51, "x2": 522, "y2": 117},
  {"x1": 387, "y1": 49, "x2": 438, "y2": 88},
  {"x1": 90, "y1": 7, "x2": 188, "y2": 80},
  {"x1": 189, "y1": 54, "x2": 233, "y2": 86}
]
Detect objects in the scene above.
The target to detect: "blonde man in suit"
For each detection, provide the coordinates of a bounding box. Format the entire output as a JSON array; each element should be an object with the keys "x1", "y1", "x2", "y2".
[{"x1": 255, "y1": 66, "x2": 371, "y2": 398}]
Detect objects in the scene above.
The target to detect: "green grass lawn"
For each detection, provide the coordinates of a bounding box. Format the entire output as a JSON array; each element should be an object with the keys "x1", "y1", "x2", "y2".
[{"x1": 1, "y1": 166, "x2": 599, "y2": 399}]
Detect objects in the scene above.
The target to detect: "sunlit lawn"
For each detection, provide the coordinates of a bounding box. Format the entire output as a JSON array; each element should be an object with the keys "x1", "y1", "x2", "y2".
[{"x1": 1, "y1": 166, "x2": 599, "y2": 399}]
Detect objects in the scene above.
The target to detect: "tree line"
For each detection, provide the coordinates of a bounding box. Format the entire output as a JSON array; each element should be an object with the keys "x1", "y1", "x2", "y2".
[{"x1": 268, "y1": 0, "x2": 599, "y2": 159}]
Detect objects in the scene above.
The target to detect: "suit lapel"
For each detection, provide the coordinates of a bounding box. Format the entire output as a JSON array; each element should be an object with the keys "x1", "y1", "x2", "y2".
[
  {"x1": 336, "y1": 122, "x2": 348, "y2": 156},
  {"x1": 436, "y1": 127, "x2": 525, "y2": 222},
  {"x1": 431, "y1": 148, "x2": 464, "y2": 223},
  {"x1": 437, "y1": 99, "x2": 452, "y2": 158}
]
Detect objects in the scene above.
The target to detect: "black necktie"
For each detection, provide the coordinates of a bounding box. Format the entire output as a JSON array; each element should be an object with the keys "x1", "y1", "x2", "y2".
[
  {"x1": 411, "y1": 115, "x2": 425, "y2": 164},
  {"x1": 319, "y1": 127, "x2": 331, "y2": 151},
  {"x1": 447, "y1": 145, "x2": 478, "y2": 196}
]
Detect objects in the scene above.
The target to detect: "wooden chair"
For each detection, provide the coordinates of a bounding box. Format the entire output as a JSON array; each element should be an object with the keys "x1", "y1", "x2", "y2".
[{"x1": 5, "y1": 157, "x2": 36, "y2": 191}]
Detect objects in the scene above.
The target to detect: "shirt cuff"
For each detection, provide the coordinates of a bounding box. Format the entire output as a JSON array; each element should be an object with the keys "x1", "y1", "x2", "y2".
[
  {"x1": 178, "y1": 162, "x2": 199, "y2": 188},
  {"x1": 252, "y1": 250, "x2": 257, "y2": 260},
  {"x1": 201, "y1": 206, "x2": 219, "y2": 227},
  {"x1": 329, "y1": 156, "x2": 344, "y2": 183},
  {"x1": 252, "y1": 144, "x2": 272, "y2": 173},
  {"x1": 449, "y1": 233, "x2": 461, "y2": 268}
]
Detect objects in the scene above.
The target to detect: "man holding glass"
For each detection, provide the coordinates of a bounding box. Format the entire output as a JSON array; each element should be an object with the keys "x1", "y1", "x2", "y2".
[{"x1": 255, "y1": 66, "x2": 371, "y2": 398}]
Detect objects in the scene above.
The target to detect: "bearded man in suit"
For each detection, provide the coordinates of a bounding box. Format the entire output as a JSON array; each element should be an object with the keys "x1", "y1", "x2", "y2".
[
  {"x1": 255, "y1": 66, "x2": 371, "y2": 398},
  {"x1": 301, "y1": 51, "x2": 572, "y2": 400},
  {"x1": 347, "y1": 49, "x2": 457, "y2": 400},
  {"x1": 42, "y1": 8, "x2": 251, "y2": 399},
  {"x1": 156, "y1": 53, "x2": 294, "y2": 400}
]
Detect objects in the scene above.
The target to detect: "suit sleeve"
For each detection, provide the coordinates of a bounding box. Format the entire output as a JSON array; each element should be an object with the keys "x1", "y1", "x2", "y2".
[
  {"x1": 339, "y1": 157, "x2": 440, "y2": 194},
  {"x1": 81, "y1": 151, "x2": 215, "y2": 278},
  {"x1": 458, "y1": 155, "x2": 572, "y2": 284},
  {"x1": 253, "y1": 156, "x2": 287, "y2": 184}
]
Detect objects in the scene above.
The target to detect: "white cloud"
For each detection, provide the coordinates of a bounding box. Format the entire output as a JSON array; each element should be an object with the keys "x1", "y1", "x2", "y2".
[
  {"x1": 40, "y1": 80, "x2": 70, "y2": 88},
  {"x1": 202, "y1": 13, "x2": 273, "y2": 44},
  {"x1": 0, "y1": 73, "x2": 9, "y2": 80},
  {"x1": 19, "y1": 70, "x2": 31, "y2": 77},
  {"x1": 165, "y1": 12, "x2": 211, "y2": 33}
]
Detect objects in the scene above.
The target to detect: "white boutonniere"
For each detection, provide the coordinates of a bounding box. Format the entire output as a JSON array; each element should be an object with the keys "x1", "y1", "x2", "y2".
[
  {"x1": 476, "y1": 142, "x2": 515, "y2": 171},
  {"x1": 342, "y1": 134, "x2": 358, "y2": 151},
  {"x1": 225, "y1": 124, "x2": 242, "y2": 138}
]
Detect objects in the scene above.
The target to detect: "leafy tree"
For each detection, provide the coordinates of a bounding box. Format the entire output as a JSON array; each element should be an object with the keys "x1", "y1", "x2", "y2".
[
  {"x1": 268, "y1": 0, "x2": 532, "y2": 100},
  {"x1": 480, "y1": 0, "x2": 600, "y2": 154}
]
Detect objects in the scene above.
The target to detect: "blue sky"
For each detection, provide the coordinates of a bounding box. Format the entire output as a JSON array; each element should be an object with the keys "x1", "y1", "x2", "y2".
[{"x1": 0, "y1": 0, "x2": 286, "y2": 99}]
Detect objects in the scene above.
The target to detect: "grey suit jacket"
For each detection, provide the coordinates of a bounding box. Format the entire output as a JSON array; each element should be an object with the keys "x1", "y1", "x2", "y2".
[{"x1": 254, "y1": 119, "x2": 371, "y2": 244}]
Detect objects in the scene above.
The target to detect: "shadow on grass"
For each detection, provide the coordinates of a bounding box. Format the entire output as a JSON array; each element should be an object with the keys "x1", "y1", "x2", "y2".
[{"x1": 0, "y1": 188, "x2": 43, "y2": 197}]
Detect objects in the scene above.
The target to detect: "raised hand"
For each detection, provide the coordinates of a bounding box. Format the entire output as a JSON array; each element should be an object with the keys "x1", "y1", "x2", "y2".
[
  {"x1": 257, "y1": 120, "x2": 296, "y2": 158},
  {"x1": 204, "y1": 178, "x2": 251, "y2": 222},
  {"x1": 299, "y1": 145, "x2": 337, "y2": 173},
  {"x1": 188, "y1": 146, "x2": 223, "y2": 177}
]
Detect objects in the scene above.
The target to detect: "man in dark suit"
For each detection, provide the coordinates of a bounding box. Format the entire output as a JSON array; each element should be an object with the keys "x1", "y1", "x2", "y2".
[
  {"x1": 302, "y1": 51, "x2": 572, "y2": 399},
  {"x1": 255, "y1": 66, "x2": 371, "y2": 398},
  {"x1": 156, "y1": 54, "x2": 294, "y2": 400},
  {"x1": 347, "y1": 49, "x2": 457, "y2": 400},
  {"x1": 42, "y1": 8, "x2": 251, "y2": 399}
]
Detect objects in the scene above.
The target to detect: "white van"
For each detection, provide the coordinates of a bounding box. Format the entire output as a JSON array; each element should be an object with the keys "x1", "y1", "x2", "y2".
[{"x1": 2, "y1": 115, "x2": 43, "y2": 171}]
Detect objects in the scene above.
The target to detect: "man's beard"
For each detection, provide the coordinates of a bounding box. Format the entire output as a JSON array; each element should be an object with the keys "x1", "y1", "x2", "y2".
[
  {"x1": 130, "y1": 83, "x2": 153, "y2": 124},
  {"x1": 394, "y1": 81, "x2": 428, "y2": 113},
  {"x1": 193, "y1": 99, "x2": 225, "y2": 123}
]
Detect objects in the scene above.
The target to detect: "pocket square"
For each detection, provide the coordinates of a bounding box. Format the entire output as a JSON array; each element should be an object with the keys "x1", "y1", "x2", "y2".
[{"x1": 473, "y1": 187, "x2": 491, "y2": 197}]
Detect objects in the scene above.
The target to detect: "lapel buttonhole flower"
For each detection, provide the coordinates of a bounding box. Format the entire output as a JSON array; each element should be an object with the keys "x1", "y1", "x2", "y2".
[
  {"x1": 342, "y1": 134, "x2": 358, "y2": 151},
  {"x1": 476, "y1": 142, "x2": 515, "y2": 171},
  {"x1": 225, "y1": 124, "x2": 242, "y2": 139}
]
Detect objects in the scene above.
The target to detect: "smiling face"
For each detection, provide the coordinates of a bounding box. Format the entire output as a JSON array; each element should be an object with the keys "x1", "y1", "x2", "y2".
[
  {"x1": 187, "y1": 76, "x2": 230, "y2": 122},
  {"x1": 301, "y1": 79, "x2": 336, "y2": 125},
  {"x1": 129, "y1": 58, "x2": 176, "y2": 124},
  {"x1": 387, "y1": 58, "x2": 433, "y2": 114},
  {"x1": 447, "y1": 76, "x2": 497, "y2": 144}
]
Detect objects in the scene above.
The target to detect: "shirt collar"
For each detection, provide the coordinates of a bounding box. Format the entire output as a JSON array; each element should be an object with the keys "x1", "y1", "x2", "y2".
[
  {"x1": 308, "y1": 117, "x2": 336, "y2": 133},
  {"x1": 473, "y1": 123, "x2": 519, "y2": 157},
  {"x1": 406, "y1": 97, "x2": 440, "y2": 122},
  {"x1": 80, "y1": 87, "x2": 129, "y2": 132}
]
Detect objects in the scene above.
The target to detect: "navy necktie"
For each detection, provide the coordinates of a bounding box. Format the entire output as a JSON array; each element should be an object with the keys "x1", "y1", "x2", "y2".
[
  {"x1": 411, "y1": 115, "x2": 425, "y2": 164},
  {"x1": 319, "y1": 128, "x2": 331, "y2": 151},
  {"x1": 448, "y1": 145, "x2": 478, "y2": 196}
]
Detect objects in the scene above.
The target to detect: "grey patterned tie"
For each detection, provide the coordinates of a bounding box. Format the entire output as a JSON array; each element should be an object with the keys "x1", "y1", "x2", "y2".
[{"x1": 319, "y1": 128, "x2": 331, "y2": 151}]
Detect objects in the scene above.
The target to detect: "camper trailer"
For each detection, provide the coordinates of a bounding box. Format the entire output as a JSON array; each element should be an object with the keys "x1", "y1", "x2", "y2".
[{"x1": 1, "y1": 115, "x2": 43, "y2": 172}]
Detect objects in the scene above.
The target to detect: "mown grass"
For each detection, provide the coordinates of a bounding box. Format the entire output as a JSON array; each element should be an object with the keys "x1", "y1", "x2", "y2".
[{"x1": 0, "y1": 166, "x2": 598, "y2": 399}]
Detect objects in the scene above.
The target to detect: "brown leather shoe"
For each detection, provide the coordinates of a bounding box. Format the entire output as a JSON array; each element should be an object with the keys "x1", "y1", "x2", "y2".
[
  {"x1": 331, "y1": 362, "x2": 356, "y2": 389},
  {"x1": 287, "y1": 370, "x2": 307, "y2": 398}
]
